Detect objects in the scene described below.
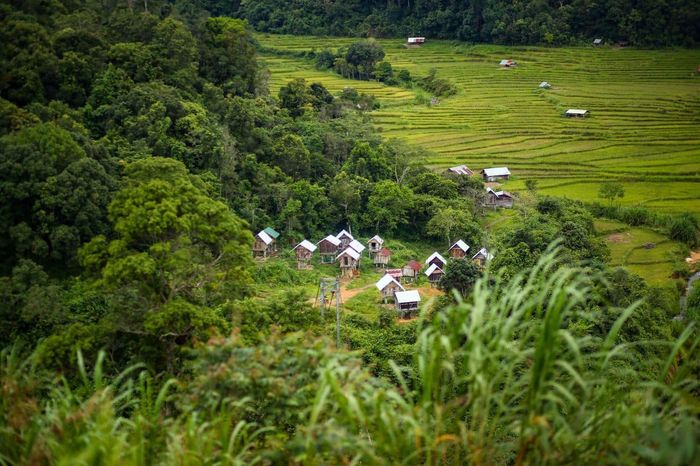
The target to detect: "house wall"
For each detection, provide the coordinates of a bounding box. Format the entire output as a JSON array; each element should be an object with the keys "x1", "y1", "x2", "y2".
[
  {"x1": 450, "y1": 249, "x2": 466, "y2": 258},
  {"x1": 296, "y1": 249, "x2": 312, "y2": 261},
  {"x1": 428, "y1": 258, "x2": 445, "y2": 268},
  {"x1": 318, "y1": 240, "x2": 338, "y2": 254},
  {"x1": 381, "y1": 282, "x2": 402, "y2": 298}
]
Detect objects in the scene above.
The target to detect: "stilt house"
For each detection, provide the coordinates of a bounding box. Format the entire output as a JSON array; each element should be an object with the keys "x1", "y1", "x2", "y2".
[
  {"x1": 374, "y1": 247, "x2": 392, "y2": 268},
  {"x1": 293, "y1": 240, "x2": 317, "y2": 269},
  {"x1": 337, "y1": 247, "x2": 361, "y2": 277},
  {"x1": 395, "y1": 290, "x2": 421, "y2": 317},
  {"x1": 318, "y1": 235, "x2": 341, "y2": 263},
  {"x1": 368, "y1": 235, "x2": 384, "y2": 257},
  {"x1": 376, "y1": 274, "x2": 404, "y2": 303},
  {"x1": 448, "y1": 240, "x2": 470, "y2": 259},
  {"x1": 484, "y1": 187, "x2": 514, "y2": 208},
  {"x1": 481, "y1": 167, "x2": 511, "y2": 182},
  {"x1": 425, "y1": 252, "x2": 447, "y2": 269},
  {"x1": 472, "y1": 248, "x2": 494, "y2": 268},
  {"x1": 253, "y1": 230, "x2": 276, "y2": 258},
  {"x1": 337, "y1": 229, "x2": 354, "y2": 249},
  {"x1": 425, "y1": 263, "x2": 444, "y2": 286},
  {"x1": 402, "y1": 260, "x2": 423, "y2": 282}
]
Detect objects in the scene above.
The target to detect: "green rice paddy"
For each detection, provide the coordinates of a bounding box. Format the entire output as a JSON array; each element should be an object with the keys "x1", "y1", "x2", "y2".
[{"x1": 256, "y1": 33, "x2": 700, "y2": 217}]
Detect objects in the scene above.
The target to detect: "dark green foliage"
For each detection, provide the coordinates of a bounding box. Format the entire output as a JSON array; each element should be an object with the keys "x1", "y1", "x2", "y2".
[
  {"x1": 669, "y1": 214, "x2": 699, "y2": 246},
  {"x1": 439, "y1": 258, "x2": 482, "y2": 296}
]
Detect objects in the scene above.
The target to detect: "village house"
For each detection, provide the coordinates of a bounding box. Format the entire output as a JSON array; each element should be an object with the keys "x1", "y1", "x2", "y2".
[
  {"x1": 376, "y1": 273, "x2": 404, "y2": 303},
  {"x1": 395, "y1": 290, "x2": 421, "y2": 318},
  {"x1": 481, "y1": 167, "x2": 511, "y2": 182},
  {"x1": 448, "y1": 240, "x2": 470, "y2": 259},
  {"x1": 593, "y1": 38, "x2": 603, "y2": 45},
  {"x1": 336, "y1": 229, "x2": 354, "y2": 249},
  {"x1": 425, "y1": 263, "x2": 444, "y2": 286},
  {"x1": 484, "y1": 187, "x2": 515, "y2": 208},
  {"x1": 367, "y1": 235, "x2": 384, "y2": 257},
  {"x1": 539, "y1": 81, "x2": 551, "y2": 89},
  {"x1": 317, "y1": 235, "x2": 341, "y2": 263},
  {"x1": 499, "y1": 59, "x2": 517, "y2": 67},
  {"x1": 292, "y1": 239, "x2": 317, "y2": 269},
  {"x1": 472, "y1": 248, "x2": 494, "y2": 268},
  {"x1": 425, "y1": 252, "x2": 447, "y2": 269},
  {"x1": 348, "y1": 239, "x2": 366, "y2": 256},
  {"x1": 252, "y1": 229, "x2": 276, "y2": 259},
  {"x1": 374, "y1": 247, "x2": 392, "y2": 268},
  {"x1": 402, "y1": 260, "x2": 422, "y2": 282},
  {"x1": 446, "y1": 165, "x2": 473, "y2": 176},
  {"x1": 337, "y1": 247, "x2": 361, "y2": 277},
  {"x1": 407, "y1": 37, "x2": 426, "y2": 45},
  {"x1": 564, "y1": 109, "x2": 589, "y2": 118}
]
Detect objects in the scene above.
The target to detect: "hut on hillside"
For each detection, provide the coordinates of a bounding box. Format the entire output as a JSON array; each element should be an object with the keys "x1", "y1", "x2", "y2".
[
  {"x1": 402, "y1": 260, "x2": 423, "y2": 282},
  {"x1": 481, "y1": 167, "x2": 511, "y2": 182},
  {"x1": 337, "y1": 247, "x2": 361, "y2": 277},
  {"x1": 539, "y1": 81, "x2": 551, "y2": 89},
  {"x1": 425, "y1": 263, "x2": 444, "y2": 286},
  {"x1": 484, "y1": 187, "x2": 515, "y2": 208},
  {"x1": 336, "y1": 229, "x2": 354, "y2": 249},
  {"x1": 348, "y1": 239, "x2": 366, "y2": 256},
  {"x1": 368, "y1": 235, "x2": 384, "y2": 257},
  {"x1": 407, "y1": 37, "x2": 426, "y2": 46},
  {"x1": 564, "y1": 109, "x2": 589, "y2": 118},
  {"x1": 499, "y1": 59, "x2": 517, "y2": 67},
  {"x1": 425, "y1": 252, "x2": 447, "y2": 269},
  {"x1": 293, "y1": 240, "x2": 317, "y2": 269},
  {"x1": 447, "y1": 165, "x2": 474, "y2": 176},
  {"x1": 395, "y1": 290, "x2": 421, "y2": 317},
  {"x1": 449, "y1": 240, "x2": 470, "y2": 259},
  {"x1": 373, "y1": 247, "x2": 392, "y2": 268},
  {"x1": 376, "y1": 274, "x2": 404, "y2": 303},
  {"x1": 593, "y1": 38, "x2": 603, "y2": 45},
  {"x1": 472, "y1": 248, "x2": 494, "y2": 268},
  {"x1": 317, "y1": 235, "x2": 341, "y2": 263},
  {"x1": 253, "y1": 229, "x2": 276, "y2": 259}
]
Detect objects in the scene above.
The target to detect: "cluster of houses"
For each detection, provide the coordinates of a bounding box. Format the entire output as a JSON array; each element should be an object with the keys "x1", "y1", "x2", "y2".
[{"x1": 446, "y1": 164, "x2": 515, "y2": 208}]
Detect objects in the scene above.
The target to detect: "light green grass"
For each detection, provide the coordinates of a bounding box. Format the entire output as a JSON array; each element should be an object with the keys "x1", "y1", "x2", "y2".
[{"x1": 257, "y1": 34, "x2": 700, "y2": 217}]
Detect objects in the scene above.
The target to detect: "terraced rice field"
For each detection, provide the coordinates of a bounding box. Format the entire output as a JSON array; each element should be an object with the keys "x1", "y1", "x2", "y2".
[{"x1": 256, "y1": 33, "x2": 700, "y2": 217}]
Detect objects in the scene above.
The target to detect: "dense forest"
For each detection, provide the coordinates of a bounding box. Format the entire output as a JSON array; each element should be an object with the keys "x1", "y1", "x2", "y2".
[
  {"x1": 1, "y1": 0, "x2": 699, "y2": 464},
  {"x1": 211, "y1": 0, "x2": 700, "y2": 46}
]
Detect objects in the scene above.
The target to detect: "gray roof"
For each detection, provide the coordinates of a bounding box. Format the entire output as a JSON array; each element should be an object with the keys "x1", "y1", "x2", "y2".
[
  {"x1": 348, "y1": 239, "x2": 366, "y2": 253},
  {"x1": 318, "y1": 235, "x2": 341, "y2": 246},
  {"x1": 293, "y1": 239, "x2": 317, "y2": 253},
  {"x1": 395, "y1": 290, "x2": 421, "y2": 304},
  {"x1": 337, "y1": 247, "x2": 360, "y2": 261},
  {"x1": 472, "y1": 247, "x2": 494, "y2": 261},
  {"x1": 369, "y1": 235, "x2": 384, "y2": 244},
  {"x1": 256, "y1": 230, "x2": 273, "y2": 245},
  {"x1": 565, "y1": 109, "x2": 588, "y2": 115},
  {"x1": 376, "y1": 274, "x2": 404, "y2": 292},
  {"x1": 336, "y1": 229, "x2": 354, "y2": 240},
  {"x1": 482, "y1": 167, "x2": 511, "y2": 177}
]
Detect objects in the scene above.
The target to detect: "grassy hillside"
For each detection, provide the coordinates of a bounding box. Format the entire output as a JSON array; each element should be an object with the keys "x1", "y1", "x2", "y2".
[{"x1": 257, "y1": 34, "x2": 700, "y2": 217}]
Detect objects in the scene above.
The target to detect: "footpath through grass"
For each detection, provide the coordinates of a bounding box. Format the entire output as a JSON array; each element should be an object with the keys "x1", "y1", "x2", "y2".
[{"x1": 256, "y1": 34, "x2": 700, "y2": 218}]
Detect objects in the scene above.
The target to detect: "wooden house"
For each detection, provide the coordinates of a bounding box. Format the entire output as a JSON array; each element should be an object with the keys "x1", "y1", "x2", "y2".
[
  {"x1": 317, "y1": 235, "x2": 341, "y2": 263},
  {"x1": 337, "y1": 247, "x2": 361, "y2": 277},
  {"x1": 293, "y1": 239, "x2": 317, "y2": 269},
  {"x1": 449, "y1": 240, "x2": 470, "y2": 259},
  {"x1": 472, "y1": 248, "x2": 493, "y2": 268},
  {"x1": 336, "y1": 229, "x2": 354, "y2": 249},
  {"x1": 368, "y1": 235, "x2": 384, "y2": 257},
  {"x1": 395, "y1": 290, "x2": 421, "y2": 317},
  {"x1": 376, "y1": 274, "x2": 404, "y2": 303},
  {"x1": 593, "y1": 38, "x2": 603, "y2": 45},
  {"x1": 499, "y1": 59, "x2": 517, "y2": 67},
  {"x1": 481, "y1": 167, "x2": 511, "y2": 182},
  {"x1": 402, "y1": 260, "x2": 422, "y2": 282},
  {"x1": 447, "y1": 165, "x2": 473, "y2": 176},
  {"x1": 253, "y1": 230, "x2": 276, "y2": 258},
  {"x1": 424, "y1": 263, "x2": 444, "y2": 286},
  {"x1": 386, "y1": 268, "x2": 403, "y2": 280},
  {"x1": 407, "y1": 37, "x2": 426, "y2": 45},
  {"x1": 564, "y1": 109, "x2": 589, "y2": 118},
  {"x1": 374, "y1": 247, "x2": 392, "y2": 268},
  {"x1": 484, "y1": 187, "x2": 514, "y2": 208},
  {"x1": 425, "y1": 252, "x2": 447, "y2": 269},
  {"x1": 539, "y1": 81, "x2": 551, "y2": 89}
]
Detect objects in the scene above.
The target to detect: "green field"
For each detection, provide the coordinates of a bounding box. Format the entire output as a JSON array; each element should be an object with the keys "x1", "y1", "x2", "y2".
[{"x1": 256, "y1": 34, "x2": 700, "y2": 217}]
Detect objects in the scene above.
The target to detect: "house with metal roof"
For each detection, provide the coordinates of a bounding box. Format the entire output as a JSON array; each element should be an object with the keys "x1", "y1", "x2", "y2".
[
  {"x1": 374, "y1": 247, "x2": 392, "y2": 268},
  {"x1": 348, "y1": 239, "x2": 366, "y2": 255},
  {"x1": 368, "y1": 235, "x2": 384, "y2": 257},
  {"x1": 539, "y1": 81, "x2": 551, "y2": 89},
  {"x1": 472, "y1": 248, "x2": 494, "y2": 268},
  {"x1": 448, "y1": 240, "x2": 470, "y2": 259},
  {"x1": 336, "y1": 229, "x2": 354, "y2": 248},
  {"x1": 376, "y1": 274, "x2": 404, "y2": 302},
  {"x1": 447, "y1": 165, "x2": 474, "y2": 176},
  {"x1": 337, "y1": 247, "x2": 361, "y2": 277},
  {"x1": 293, "y1": 240, "x2": 317, "y2": 268},
  {"x1": 485, "y1": 187, "x2": 514, "y2": 208},
  {"x1": 425, "y1": 263, "x2": 444, "y2": 285},
  {"x1": 564, "y1": 109, "x2": 589, "y2": 118},
  {"x1": 395, "y1": 290, "x2": 421, "y2": 317},
  {"x1": 425, "y1": 252, "x2": 447, "y2": 269},
  {"x1": 317, "y1": 235, "x2": 341, "y2": 263},
  {"x1": 499, "y1": 59, "x2": 517, "y2": 67},
  {"x1": 253, "y1": 230, "x2": 276, "y2": 259},
  {"x1": 481, "y1": 167, "x2": 511, "y2": 182},
  {"x1": 402, "y1": 260, "x2": 423, "y2": 282}
]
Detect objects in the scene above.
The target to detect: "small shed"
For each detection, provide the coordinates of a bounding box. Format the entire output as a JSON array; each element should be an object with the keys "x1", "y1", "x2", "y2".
[
  {"x1": 564, "y1": 109, "x2": 589, "y2": 118},
  {"x1": 317, "y1": 235, "x2": 341, "y2": 263},
  {"x1": 337, "y1": 247, "x2": 361, "y2": 277},
  {"x1": 447, "y1": 165, "x2": 473, "y2": 176},
  {"x1": 374, "y1": 247, "x2": 392, "y2": 268},
  {"x1": 407, "y1": 37, "x2": 426, "y2": 45},
  {"x1": 425, "y1": 252, "x2": 447, "y2": 269},
  {"x1": 472, "y1": 247, "x2": 493, "y2": 268},
  {"x1": 481, "y1": 167, "x2": 511, "y2": 182},
  {"x1": 499, "y1": 59, "x2": 517, "y2": 67},
  {"x1": 425, "y1": 263, "x2": 444, "y2": 286},
  {"x1": 539, "y1": 81, "x2": 551, "y2": 89},
  {"x1": 253, "y1": 230, "x2": 275, "y2": 258},
  {"x1": 368, "y1": 235, "x2": 384, "y2": 257},
  {"x1": 336, "y1": 229, "x2": 354, "y2": 248},
  {"x1": 293, "y1": 240, "x2": 317, "y2": 269},
  {"x1": 402, "y1": 260, "x2": 423, "y2": 282},
  {"x1": 484, "y1": 187, "x2": 514, "y2": 208},
  {"x1": 593, "y1": 38, "x2": 603, "y2": 45},
  {"x1": 395, "y1": 290, "x2": 421, "y2": 317},
  {"x1": 449, "y1": 240, "x2": 470, "y2": 259},
  {"x1": 376, "y1": 274, "x2": 404, "y2": 303}
]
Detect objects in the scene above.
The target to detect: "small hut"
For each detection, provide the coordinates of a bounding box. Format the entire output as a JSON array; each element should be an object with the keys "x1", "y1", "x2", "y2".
[
  {"x1": 376, "y1": 274, "x2": 404, "y2": 303},
  {"x1": 539, "y1": 81, "x2": 551, "y2": 89},
  {"x1": 374, "y1": 247, "x2": 392, "y2": 268},
  {"x1": 424, "y1": 263, "x2": 444, "y2": 286},
  {"x1": 425, "y1": 252, "x2": 447, "y2": 269},
  {"x1": 386, "y1": 268, "x2": 403, "y2": 280},
  {"x1": 293, "y1": 239, "x2": 317, "y2": 269},
  {"x1": 253, "y1": 230, "x2": 275, "y2": 259},
  {"x1": 481, "y1": 167, "x2": 511, "y2": 182},
  {"x1": 317, "y1": 235, "x2": 341, "y2": 263},
  {"x1": 484, "y1": 187, "x2": 514, "y2": 208},
  {"x1": 564, "y1": 109, "x2": 589, "y2": 118},
  {"x1": 447, "y1": 165, "x2": 473, "y2": 176},
  {"x1": 449, "y1": 240, "x2": 470, "y2": 259},
  {"x1": 407, "y1": 37, "x2": 426, "y2": 46},
  {"x1": 593, "y1": 38, "x2": 603, "y2": 46},
  {"x1": 472, "y1": 248, "x2": 494, "y2": 268},
  {"x1": 395, "y1": 290, "x2": 421, "y2": 317},
  {"x1": 368, "y1": 235, "x2": 384, "y2": 257},
  {"x1": 336, "y1": 229, "x2": 354, "y2": 249},
  {"x1": 337, "y1": 247, "x2": 361, "y2": 277},
  {"x1": 499, "y1": 59, "x2": 517, "y2": 67},
  {"x1": 402, "y1": 260, "x2": 423, "y2": 282}
]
